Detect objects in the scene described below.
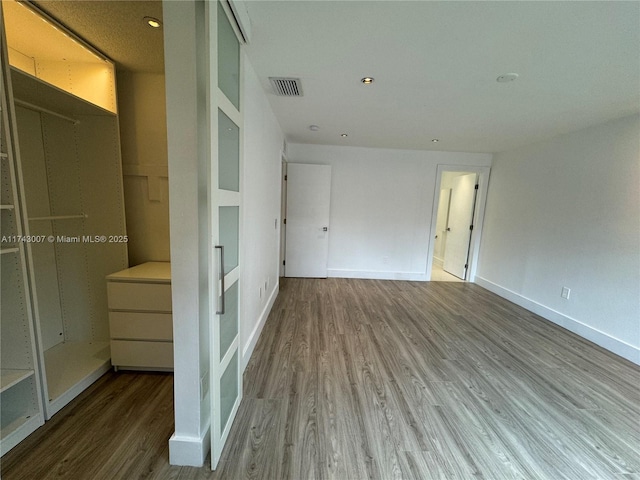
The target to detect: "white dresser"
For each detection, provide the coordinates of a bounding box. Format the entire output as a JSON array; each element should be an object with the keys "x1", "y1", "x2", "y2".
[{"x1": 106, "y1": 262, "x2": 173, "y2": 371}]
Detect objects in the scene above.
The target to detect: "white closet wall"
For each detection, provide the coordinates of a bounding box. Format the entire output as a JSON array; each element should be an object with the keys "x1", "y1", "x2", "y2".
[{"x1": 17, "y1": 106, "x2": 65, "y2": 350}]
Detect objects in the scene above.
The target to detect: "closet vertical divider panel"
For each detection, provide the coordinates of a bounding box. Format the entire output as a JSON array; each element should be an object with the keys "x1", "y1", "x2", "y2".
[
  {"x1": 32, "y1": 112, "x2": 90, "y2": 348},
  {"x1": 15, "y1": 107, "x2": 65, "y2": 351},
  {"x1": 0, "y1": 16, "x2": 45, "y2": 454}
]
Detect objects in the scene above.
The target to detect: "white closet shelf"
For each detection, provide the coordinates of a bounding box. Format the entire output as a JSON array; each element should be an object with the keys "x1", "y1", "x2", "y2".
[
  {"x1": 44, "y1": 341, "x2": 110, "y2": 415},
  {"x1": 0, "y1": 415, "x2": 43, "y2": 457},
  {"x1": 1, "y1": 417, "x2": 32, "y2": 440},
  {"x1": 11, "y1": 68, "x2": 114, "y2": 119},
  {"x1": 0, "y1": 152, "x2": 8, "y2": 159},
  {"x1": 0, "y1": 247, "x2": 19, "y2": 255},
  {"x1": 14, "y1": 100, "x2": 79, "y2": 125},
  {"x1": 0, "y1": 369, "x2": 35, "y2": 393},
  {"x1": 0, "y1": 204, "x2": 15, "y2": 209}
]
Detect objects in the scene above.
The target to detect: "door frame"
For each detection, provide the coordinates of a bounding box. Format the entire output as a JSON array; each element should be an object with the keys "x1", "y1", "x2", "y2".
[
  {"x1": 426, "y1": 165, "x2": 490, "y2": 282},
  {"x1": 279, "y1": 157, "x2": 287, "y2": 277}
]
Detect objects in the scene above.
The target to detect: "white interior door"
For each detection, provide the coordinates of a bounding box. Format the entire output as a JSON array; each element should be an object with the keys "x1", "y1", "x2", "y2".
[
  {"x1": 443, "y1": 173, "x2": 477, "y2": 279},
  {"x1": 285, "y1": 163, "x2": 331, "y2": 278},
  {"x1": 433, "y1": 188, "x2": 451, "y2": 263}
]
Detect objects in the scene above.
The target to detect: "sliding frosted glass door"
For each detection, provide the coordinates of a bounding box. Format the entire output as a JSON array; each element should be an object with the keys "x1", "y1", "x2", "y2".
[{"x1": 211, "y1": 0, "x2": 242, "y2": 469}]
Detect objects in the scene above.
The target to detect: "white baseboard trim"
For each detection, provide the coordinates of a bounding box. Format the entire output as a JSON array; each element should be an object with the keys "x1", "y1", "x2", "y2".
[
  {"x1": 242, "y1": 284, "x2": 279, "y2": 372},
  {"x1": 475, "y1": 276, "x2": 640, "y2": 365},
  {"x1": 433, "y1": 256, "x2": 444, "y2": 267},
  {"x1": 328, "y1": 269, "x2": 427, "y2": 281},
  {"x1": 169, "y1": 427, "x2": 210, "y2": 466}
]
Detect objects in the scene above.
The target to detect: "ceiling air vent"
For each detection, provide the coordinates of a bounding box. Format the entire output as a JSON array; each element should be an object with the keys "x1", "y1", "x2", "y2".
[{"x1": 269, "y1": 77, "x2": 303, "y2": 97}]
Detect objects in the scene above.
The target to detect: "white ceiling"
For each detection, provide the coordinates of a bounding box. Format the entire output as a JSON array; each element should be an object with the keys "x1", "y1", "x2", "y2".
[
  {"x1": 244, "y1": 1, "x2": 639, "y2": 153},
  {"x1": 27, "y1": 0, "x2": 640, "y2": 154}
]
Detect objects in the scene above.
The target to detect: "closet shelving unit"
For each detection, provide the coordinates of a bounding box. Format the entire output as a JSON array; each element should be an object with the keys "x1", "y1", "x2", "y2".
[
  {"x1": 1, "y1": 0, "x2": 127, "y2": 451},
  {"x1": 11, "y1": 65, "x2": 125, "y2": 419},
  {"x1": 0, "y1": 13, "x2": 45, "y2": 454}
]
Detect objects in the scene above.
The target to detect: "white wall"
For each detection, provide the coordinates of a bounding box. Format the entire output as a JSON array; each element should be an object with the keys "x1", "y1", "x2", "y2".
[
  {"x1": 287, "y1": 144, "x2": 491, "y2": 280},
  {"x1": 164, "y1": 0, "x2": 208, "y2": 466},
  {"x1": 240, "y1": 56, "x2": 283, "y2": 370},
  {"x1": 117, "y1": 71, "x2": 170, "y2": 265},
  {"x1": 476, "y1": 114, "x2": 640, "y2": 364},
  {"x1": 441, "y1": 170, "x2": 474, "y2": 190}
]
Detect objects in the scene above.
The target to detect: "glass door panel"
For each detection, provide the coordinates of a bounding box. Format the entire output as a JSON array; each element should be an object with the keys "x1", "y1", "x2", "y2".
[
  {"x1": 218, "y1": 109, "x2": 239, "y2": 192},
  {"x1": 219, "y1": 350, "x2": 238, "y2": 435},
  {"x1": 217, "y1": 1, "x2": 240, "y2": 110},
  {"x1": 218, "y1": 206, "x2": 239, "y2": 274},
  {"x1": 219, "y1": 280, "x2": 238, "y2": 361}
]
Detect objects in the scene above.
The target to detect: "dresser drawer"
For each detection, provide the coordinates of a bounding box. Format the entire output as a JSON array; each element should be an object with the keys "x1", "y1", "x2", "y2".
[
  {"x1": 111, "y1": 340, "x2": 173, "y2": 369},
  {"x1": 109, "y1": 312, "x2": 173, "y2": 341},
  {"x1": 107, "y1": 282, "x2": 171, "y2": 311}
]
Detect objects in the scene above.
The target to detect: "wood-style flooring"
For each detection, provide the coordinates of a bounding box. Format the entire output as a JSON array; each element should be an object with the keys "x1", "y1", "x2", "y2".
[{"x1": 2, "y1": 278, "x2": 639, "y2": 479}]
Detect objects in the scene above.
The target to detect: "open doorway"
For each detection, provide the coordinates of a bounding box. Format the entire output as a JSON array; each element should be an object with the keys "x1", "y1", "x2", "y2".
[{"x1": 427, "y1": 165, "x2": 490, "y2": 282}]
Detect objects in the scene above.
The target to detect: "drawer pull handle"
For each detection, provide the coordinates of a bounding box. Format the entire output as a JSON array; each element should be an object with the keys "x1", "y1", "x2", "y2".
[{"x1": 215, "y1": 245, "x2": 225, "y2": 315}]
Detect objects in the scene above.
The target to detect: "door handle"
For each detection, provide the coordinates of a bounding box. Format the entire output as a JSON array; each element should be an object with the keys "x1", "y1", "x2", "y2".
[
  {"x1": 215, "y1": 245, "x2": 225, "y2": 315},
  {"x1": 323, "y1": 227, "x2": 328, "y2": 231}
]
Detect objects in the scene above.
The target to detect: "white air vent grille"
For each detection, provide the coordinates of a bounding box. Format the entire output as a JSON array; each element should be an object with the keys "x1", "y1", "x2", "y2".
[{"x1": 269, "y1": 77, "x2": 303, "y2": 96}]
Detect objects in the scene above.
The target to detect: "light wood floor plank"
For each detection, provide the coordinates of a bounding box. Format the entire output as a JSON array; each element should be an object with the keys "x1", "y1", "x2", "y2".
[{"x1": 2, "y1": 278, "x2": 639, "y2": 480}]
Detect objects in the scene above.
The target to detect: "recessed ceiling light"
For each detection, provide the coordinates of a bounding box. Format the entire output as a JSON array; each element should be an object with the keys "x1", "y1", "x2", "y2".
[
  {"x1": 497, "y1": 73, "x2": 519, "y2": 83},
  {"x1": 431, "y1": 139, "x2": 439, "y2": 143},
  {"x1": 341, "y1": 134, "x2": 348, "y2": 137},
  {"x1": 144, "y1": 16, "x2": 162, "y2": 28},
  {"x1": 361, "y1": 77, "x2": 375, "y2": 84},
  {"x1": 309, "y1": 125, "x2": 320, "y2": 131}
]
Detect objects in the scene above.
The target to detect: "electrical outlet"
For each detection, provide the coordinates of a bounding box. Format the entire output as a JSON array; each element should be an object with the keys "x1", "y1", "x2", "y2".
[{"x1": 561, "y1": 287, "x2": 571, "y2": 299}]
